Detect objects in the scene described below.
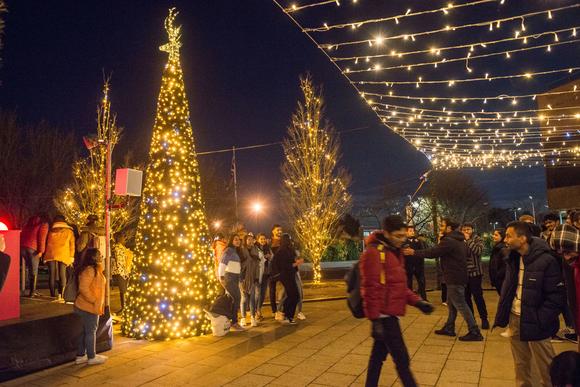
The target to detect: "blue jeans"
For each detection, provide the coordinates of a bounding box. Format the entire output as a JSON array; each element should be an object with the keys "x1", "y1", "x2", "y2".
[
  {"x1": 241, "y1": 283, "x2": 260, "y2": 318},
  {"x1": 21, "y1": 247, "x2": 40, "y2": 293},
  {"x1": 74, "y1": 306, "x2": 99, "y2": 359},
  {"x1": 444, "y1": 284, "x2": 479, "y2": 333},
  {"x1": 224, "y1": 273, "x2": 241, "y2": 324},
  {"x1": 279, "y1": 272, "x2": 303, "y2": 314}
]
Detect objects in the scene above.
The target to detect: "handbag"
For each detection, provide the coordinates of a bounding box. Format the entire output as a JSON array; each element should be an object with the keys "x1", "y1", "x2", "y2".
[{"x1": 63, "y1": 269, "x2": 78, "y2": 303}]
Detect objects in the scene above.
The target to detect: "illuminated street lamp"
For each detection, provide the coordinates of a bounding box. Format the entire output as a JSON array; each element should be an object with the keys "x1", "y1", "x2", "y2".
[
  {"x1": 213, "y1": 220, "x2": 222, "y2": 230},
  {"x1": 251, "y1": 201, "x2": 264, "y2": 231}
]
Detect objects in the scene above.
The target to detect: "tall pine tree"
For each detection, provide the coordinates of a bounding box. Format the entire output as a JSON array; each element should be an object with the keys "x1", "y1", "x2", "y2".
[{"x1": 122, "y1": 8, "x2": 218, "y2": 339}]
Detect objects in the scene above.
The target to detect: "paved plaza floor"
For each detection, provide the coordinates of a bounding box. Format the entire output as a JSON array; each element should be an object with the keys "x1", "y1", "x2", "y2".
[{"x1": 5, "y1": 291, "x2": 576, "y2": 387}]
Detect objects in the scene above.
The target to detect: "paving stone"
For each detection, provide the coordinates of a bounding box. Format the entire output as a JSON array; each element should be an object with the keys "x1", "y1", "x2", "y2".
[
  {"x1": 270, "y1": 372, "x2": 317, "y2": 386},
  {"x1": 327, "y1": 354, "x2": 369, "y2": 375},
  {"x1": 26, "y1": 374, "x2": 80, "y2": 386},
  {"x1": 439, "y1": 369, "x2": 480, "y2": 383},
  {"x1": 413, "y1": 371, "x2": 440, "y2": 386},
  {"x1": 224, "y1": 373, "x2": 274, "y2": 387},
  {"x1": 409, "y1": 360, "x2": 444, "y2": 374},
  {"x1": 436, "y1": 381, "x2": 478, "y2": 387},
  {"x1": 313, "y1": 371, "x2": 357, "y2": 386},
  {"x1": 452, "y1": 342, "x2": 486, "y2": 353},
  {"x1": 286, "y1": 360, "x2": 332, "y2": 377},
  {"x1": 267, "y1": 353, "x2": 305, "y2": 367},
  {"x1": 479, "y1": 377, "x2": 518, "y2": 386},
  {"x1": 418, "y1": 345, "x2": 452, "y2": 355},
  {"x1": 250, "y1": 363, "x2": 291, "y2": 377},
  {"x1": 103, "y1": 371, "x2": 160, "y2": 386},
  {"x1": 447, "y1": 350, "x2": 483, "y2": 361},
  {"x1": 442, "y1": 359, "x2": 481, "y2": 372}
]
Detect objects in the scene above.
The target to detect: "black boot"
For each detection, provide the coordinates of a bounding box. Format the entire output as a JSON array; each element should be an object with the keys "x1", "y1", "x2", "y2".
[
  {"x1": 116, "y1": 292, "x2": 125, "y2": 315},
  {"x1": 481, "y1": 319, "x2": 490, "y2": 330},
  {"x1": 459, "y1": 330, "x2": 484, "y2": 341},
  {"x1": 434, "y1": 328, "x2": 456, "y2": 337}
]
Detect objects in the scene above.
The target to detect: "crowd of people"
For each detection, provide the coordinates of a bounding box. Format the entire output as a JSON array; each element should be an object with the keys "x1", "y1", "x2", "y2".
[
  {"x1": 18, "y1": 213, "x2": 134, "y2": 365},
  {"x1": 11, "y1": 209, "x2": 580, "y2": 382},
  {"x1": 212, "y1": 224, "x2": 306, "y2": 329},
  {"x1": 360, "y1": 211, "x2": 580, "y2": 387}
]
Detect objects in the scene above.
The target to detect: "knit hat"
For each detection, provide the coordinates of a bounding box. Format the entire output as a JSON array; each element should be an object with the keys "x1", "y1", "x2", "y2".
[{"x1": 550, "y1": 224, "x2": 580, "y2": 253}]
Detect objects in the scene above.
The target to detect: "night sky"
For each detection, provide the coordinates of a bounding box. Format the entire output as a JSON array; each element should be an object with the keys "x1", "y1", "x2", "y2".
[{"x1": 0, "y1": 0, "x2": 559, "y2": 231}]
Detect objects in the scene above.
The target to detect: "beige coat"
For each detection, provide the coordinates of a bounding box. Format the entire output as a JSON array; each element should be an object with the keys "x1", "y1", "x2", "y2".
[
  {"x1": 75, "y1": 264, "x2": 106, "y2": 315},
  {"x1": 43, "y1": 222, "x2": 75, "y2": 265}
]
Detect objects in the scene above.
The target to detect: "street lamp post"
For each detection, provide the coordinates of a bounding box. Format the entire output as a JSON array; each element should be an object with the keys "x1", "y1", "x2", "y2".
[{"x1": 529, "y1": 196, "x2": 536, "y2": 221}]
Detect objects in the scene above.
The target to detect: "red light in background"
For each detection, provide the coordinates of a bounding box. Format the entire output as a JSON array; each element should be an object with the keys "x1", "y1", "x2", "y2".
[{"x1": 0, "y1": 221, "x2": 8, "y2": 231}]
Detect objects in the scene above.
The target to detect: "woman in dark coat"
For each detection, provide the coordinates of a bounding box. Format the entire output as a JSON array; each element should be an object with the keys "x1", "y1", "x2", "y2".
[
  {"x1": 489, "y1": 228, "x2": 508, "y2": 295},
  {"x1": 272, "y1": 234, "x2": 303, "y2": 324}
]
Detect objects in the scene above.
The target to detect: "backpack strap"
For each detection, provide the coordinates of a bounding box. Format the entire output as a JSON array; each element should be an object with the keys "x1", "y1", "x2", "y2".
[{"x1": 377, "y1": 244, "x2": 387, "y2": 285}]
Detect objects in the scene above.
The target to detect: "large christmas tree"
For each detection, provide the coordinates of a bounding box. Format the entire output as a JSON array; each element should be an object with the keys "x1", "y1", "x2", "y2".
[{"x1": 122, "y1": 8, "x2": 218, "y2": 340}]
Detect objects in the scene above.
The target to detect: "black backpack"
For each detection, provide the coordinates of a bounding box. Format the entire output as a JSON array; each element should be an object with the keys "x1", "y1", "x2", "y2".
[{"x1": 345, "y1": 261, "x2": 365, "y2": 319}]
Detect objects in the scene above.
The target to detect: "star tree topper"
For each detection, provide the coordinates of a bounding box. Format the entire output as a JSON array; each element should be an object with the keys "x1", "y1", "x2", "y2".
[{"x1": 160, "y1": 8, "x2": 182, "y2": 60}]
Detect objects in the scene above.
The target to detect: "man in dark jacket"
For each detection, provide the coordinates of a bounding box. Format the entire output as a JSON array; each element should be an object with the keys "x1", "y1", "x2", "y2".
[
  {"x1": 403, "y1": 226, "x2": 428, "y2": 300},
  {"x1": 404, "y1": 218, "x2": 483, "y2": 341},
  {"x1": 361, "y1": 215, "x2": 434, "y2": 387},
  {"x1": 493, "y1": 221, "x2": 565, "y2": 387}
]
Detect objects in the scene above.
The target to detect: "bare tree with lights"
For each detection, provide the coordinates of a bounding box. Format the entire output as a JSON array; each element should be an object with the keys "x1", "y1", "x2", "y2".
[
  {"x1": 281, "y1": 75, "x2": 351, "y2": 283},
  {"x1": 54, "y1": 81, "x2": 138, "y2": 235}
]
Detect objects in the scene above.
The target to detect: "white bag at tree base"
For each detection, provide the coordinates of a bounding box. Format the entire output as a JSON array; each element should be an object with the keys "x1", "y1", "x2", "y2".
[{"x1": 205, "y1": 310, "x2": 230, "y2": 337}]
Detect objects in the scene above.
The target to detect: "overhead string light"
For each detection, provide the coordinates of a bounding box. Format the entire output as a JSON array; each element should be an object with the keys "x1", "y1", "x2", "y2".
[
  {"x1": 316, "y1": 5, "x2": 579, "y2": 50},
  {"x1": 331, "y1": 26, "x2": 578, "y2": 62},
  {"x1": 274, "y1": 0, "x2": 580, "y2": 168}
]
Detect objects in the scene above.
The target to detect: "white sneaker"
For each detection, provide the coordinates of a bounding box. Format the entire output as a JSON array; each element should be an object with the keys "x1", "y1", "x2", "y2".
[
  {"x1": 230, "y1": 323, "x2": 246, "y2": 332},
  {"x1": 251, "y1": 316, "x2": 258, "y2": 327},
  {"x1": 442, "y1": 302, "x2": 448, "y2": 307},
  {"x1": 296, "y1": 312, "x2": 306, "y2": 320},
  {"x1": 239, "y1": 318, "x2": 247, "y2": 327},
  {"x1": 87, "y1": 355, "x2": 107, "y2": 365},
  {"x1": 75, "y1": 355, "x2": 88, "y2": 365},
  {"x1": 561, "y1": 326, "x2": 576, "y2": 335},
  {"x1": 500, "y1": 330, "x2": 510, "y2": 338},
  {"x1": 275, "y1": 312, "x2": 285, "y2": 321}
]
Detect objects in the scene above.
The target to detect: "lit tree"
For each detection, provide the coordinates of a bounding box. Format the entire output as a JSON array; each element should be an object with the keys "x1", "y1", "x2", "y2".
[
  {"x1": 54, "y1": 81, "x2": 138, "y2": 234},
  {"x1": 281, "y1": 75, "x2": 351, "y2": 283},
  {"x1": 122, "y1": 8, "x2": 218, "y2": 339}
]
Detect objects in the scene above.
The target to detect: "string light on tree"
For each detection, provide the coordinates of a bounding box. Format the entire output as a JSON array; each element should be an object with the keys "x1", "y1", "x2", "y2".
[
  {"x1": 122, "y1": 8, "x2": 218, "y2": 340},
  {"x1": 55, "y1": 80, "x2": 138, "y2": 234},
  {"x1": 281, "y1": 75, "x2": 351, "y2": 283}
]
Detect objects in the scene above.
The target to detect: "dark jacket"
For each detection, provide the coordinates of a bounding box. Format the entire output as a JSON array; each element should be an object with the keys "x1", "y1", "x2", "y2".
[
  {"x1": 493, "y1": 237, "x2": 566, "y2": 341},
  {"x1": 403, "y1": 237, "x2": 426, "y2": 266},
  {"x1": 240, "y1": 245, "x2": 260, "y2": 292},
  {"x1": 360, "y1": 232, "x2": 421, "y2": 320},
  {"x1": 413, "y1": 230, "x2": 468, "y2": 285},
  {"x1": 272, "y1": 247, "x2": 297, "y2": 281},
  {"x1": 489, "y1": 241, "x2": 508, "y2": 291}
]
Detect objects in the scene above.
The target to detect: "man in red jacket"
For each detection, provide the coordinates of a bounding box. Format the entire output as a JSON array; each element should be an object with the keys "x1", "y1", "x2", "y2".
[{"x1": 361, "y1": 215, "x2": 434, "y2": 387}]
